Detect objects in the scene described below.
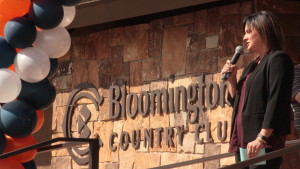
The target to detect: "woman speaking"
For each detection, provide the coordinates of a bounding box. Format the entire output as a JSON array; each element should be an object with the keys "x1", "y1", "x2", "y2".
[{"x1": 221, "y1": 11, "x2": 294, "y2": 169}]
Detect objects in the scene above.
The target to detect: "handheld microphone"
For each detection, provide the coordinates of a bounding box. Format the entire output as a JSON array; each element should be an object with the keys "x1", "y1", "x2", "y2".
[{"x1": 222, "y1": 45, "x2": 244, "y2": 80}]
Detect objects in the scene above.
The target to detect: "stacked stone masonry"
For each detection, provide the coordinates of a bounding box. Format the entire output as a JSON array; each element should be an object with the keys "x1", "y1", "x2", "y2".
[{"x1": 47, "y1": 0, "x2": 300, "y2": 169}]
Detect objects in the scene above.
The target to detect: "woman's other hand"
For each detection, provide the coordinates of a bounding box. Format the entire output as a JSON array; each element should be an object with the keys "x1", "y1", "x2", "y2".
[{"x1": 246, "y1": 140, "x2": 265, "y2": 158}]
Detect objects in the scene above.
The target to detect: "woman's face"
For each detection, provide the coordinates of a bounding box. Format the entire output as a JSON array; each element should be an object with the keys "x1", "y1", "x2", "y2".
[{"x1": 243, "y1": 24, "x2": 266, "y2": 53}]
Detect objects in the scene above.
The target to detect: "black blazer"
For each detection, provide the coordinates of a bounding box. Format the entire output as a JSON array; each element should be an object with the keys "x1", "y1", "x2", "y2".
[{"x1": 228, "y1": 51, "x2": 294, "y2": 144}]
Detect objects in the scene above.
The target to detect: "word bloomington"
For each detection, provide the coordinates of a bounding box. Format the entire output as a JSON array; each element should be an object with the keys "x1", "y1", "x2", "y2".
[
  {"x1": 108, "y1": 121, "x2": 228, "y2": 151},
  {"x1": 109, "y1": 75, "x2": 228, "y2": 124}
]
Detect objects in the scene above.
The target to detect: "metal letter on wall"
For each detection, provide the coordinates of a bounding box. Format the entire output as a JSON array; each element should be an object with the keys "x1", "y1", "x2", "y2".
[{"x1": 63, "y1": 83, "x2": 104, "y2": 165}]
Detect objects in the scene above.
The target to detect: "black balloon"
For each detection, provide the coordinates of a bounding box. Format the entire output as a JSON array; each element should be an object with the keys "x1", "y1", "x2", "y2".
[
  {"x1": 47, "y1": 58, "x2": 59, "y2": 79},
  {"x1": 29, "y1": 0, "x2": 64, "y2": 29},
  {"x1": 0, "y1": 36, "x2": 16, "y2": 68},
  {"x1": 59, "y1": 0, "x2": 81, "y2": 6},
  {"x1": 0, "y1": 130, "x2": 5, "y2": 154},
  {"x1": 4, "y1": 17, "x2": 37, "y2": 49},
  {"x1": 0, "y1": 100, "x2": 37, "y2": 138},
  {"x1": 23, "y1": 160, "x2": 37, "y2": 169},
  {"x1": 18, "y1": 79, "x2": 56, "y2": 110}
]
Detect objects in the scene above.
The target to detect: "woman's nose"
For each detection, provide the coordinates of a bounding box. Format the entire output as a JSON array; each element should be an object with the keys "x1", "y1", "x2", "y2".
[{"x1": 243, "y1": 34, "x2": 247, "y2": 41}]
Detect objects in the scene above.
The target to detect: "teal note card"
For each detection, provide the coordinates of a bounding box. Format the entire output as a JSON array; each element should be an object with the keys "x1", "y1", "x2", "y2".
[{"x1": 239, "y1": 147, "x2": 266, "y2": 165}]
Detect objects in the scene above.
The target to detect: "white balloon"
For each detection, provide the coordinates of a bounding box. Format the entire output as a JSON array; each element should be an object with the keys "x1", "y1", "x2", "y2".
[
  {"x1": 0, "y1": 69, "x2": 22, "y2": 103},
  {"x1": 33, "y1": 26, "x2": 71, "y2": 58},
  {"x1": 14, "y1": 47, "x2": 50, "y2": 83},
  {"x1": 60, "y1": 6, "x2": 76, "y2": 27}
]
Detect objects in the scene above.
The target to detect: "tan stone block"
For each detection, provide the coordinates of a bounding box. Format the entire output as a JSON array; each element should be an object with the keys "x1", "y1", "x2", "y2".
[
  {"x1": 86, "y1": 104, "x2": 99, "y2": 121},
  {"x1": 91, "y1": 30, "x2": 111, "y2": 60},
  {"x1": 94, "y1": 121, "x2": 114, "y2": 162},
  {"x1": 149, "y1": 38, "x2": 162, "y2": 58},
  {"x1": 150, "y1": 127, "x2": 177, "y2": 152},
  {"x1": 105, "y1": 163, "x2": 119, "y2": 169},
  {"x1": 99, "y1": 98, "x2": 111, "y2": 121},
  {"x1": 195, "y1": 143, "x2": 204, "y2": 154},
  {"x1": 55, "y1": 92, "x2": 70, "y2": 107},
  {"x1": 149, "y1": 19, "x2": 163, "y2": 40},
  {"x1": 52, "y1": 106, "x2": 59, "y2": 132},
  {"x1": 186, "y1": 49, "x2": 219, "y2": 74},
  {"x1": 207, "y1": 7, "x2": 220, "y2": 36},
  {"x1": 219, "y1": 15, "x2": 242, "y2": 58},
  {"x1": 206, "y1": 35, "x2": 219, "y2": 49},
  {"x1": 161, "y1": 153, "x2": 177, "y2": 166},
  {"x1": 187, "y1": 121, "x2": 196, "y2": 133},
  {"x1": 73, "y1": 90, "x2": 99, "y2": 105},
  {"x1": 111, "y1": 46, "x2": 126, "y2": 79},
  {"x1": 51, "y1": 156, "x2": 72, "y2": 169},
  {"x1": 118, "y1": 146, "x2": 135, "y2": 169},
  {"x1": 99, "y1": 163, "x2": 106, "y2": 169},
  {"x1": 130, "y1": 61, "x2": 142, "y2": 87},
  {"x1": 194, "y1": 9, "x2": 207, "y2": 35},
  {"x1": 99, "y1": 88, "x2": 110, "y2": 98},
  {"x1": 113, "y1": 120, "x2": 123, "y2": 133},
  {"x1": 162, "y1": 26, "x2": 188, "y2": 78},
  {"x1": 176, "y1": 153, "x2": 204, "y2": 169},
  {"x1": 161, "y1": 153, "x2": 204, "y2": 169},
  {"x1": 51, "y1": 133, "x2": 64, "y2": 139},
  {"x1": 110, "y1": 27, "x2": 125, "y2": 47},
  {"x1": 137, "y1": 140, "x2": 148, "y2": 152},
  {"x1": 134, "y1": 153, "x2": 161, "y2": 169},
  {"x1": 177, "y1": 132, "x2": 195, "y2": 153},
  {"x1": 71, "y1": 34, "x2": 88, "y2": 45},
  {"x1": 172, "y1": 112, "x2": 188, "y2": 128},
  {"x1": 170, "y1": 113, "x2": 175, "y2": 127},
  {"x1": 204, "y1": 144, "x2": 221, "y2": 168},
  {"x1": 123, "y1": 114, "x2": 150, "y2": 138},
  {"x1": 141, "y1": 83, "x2": 150, "y2": 92},
  {"x1": 52, "y1": 75, "x2": 72, "y2": 91},
  {"x1": 56, "y1": 106, "x2": 67, "y2": 133},
  {"x1": 142, "y1": 57, "x2": 161, "y2": 82},
  {"x1": 187, "y1": 33, "x2": 206, "y2": 51},
  {"x1": 150, "y1": 80, "x2": 168, "y2": 90},
  {"x1": 168, "y1": 76, "x2": 192, "y2": 89},
  {"x1": 220, "y1": 143, "x2": 235, "y2": 167},
  {"x1": 72, "y1": 44, "x2": 86, "y2": 60},
  {"x1": 124, "y1": 24, "x2": 149, "y2": 61},
  {"x1": 130, "y1": 85, "x2": 142, "y2": 93},
  {"x1": 149, "y1": 113, "x2": 169, "y2": 129},
  {"x1": 72, "y1": 61, "x2": 100, "y2": 89},
  {"x1": 72, "y1": 160, "x2": 89, "y2": 169},
  {"x1": 51, "y1": 147, "x2": 69, "y2": 157},
  {"x1": 203, "y1": 77, "x2": 232, "y2": 142}
]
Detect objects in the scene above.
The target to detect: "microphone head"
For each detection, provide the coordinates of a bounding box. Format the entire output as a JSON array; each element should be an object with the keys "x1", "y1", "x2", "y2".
[{"x1": 235, "y1": 45, "x2": 244, "y2": 54}]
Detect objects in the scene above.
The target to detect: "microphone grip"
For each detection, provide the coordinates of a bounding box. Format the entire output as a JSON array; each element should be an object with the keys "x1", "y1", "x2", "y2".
[
  {"x1": 222, "y1": 72, "x2": 231, "y2": 80},
  {"x1": 222, "y1": 53, "x2": 241, "y2": 81}
]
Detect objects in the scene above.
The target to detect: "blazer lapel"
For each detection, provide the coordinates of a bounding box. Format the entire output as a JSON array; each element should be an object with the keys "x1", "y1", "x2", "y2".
[{"x1": 242, "y1": 55, "x2": 270, "y2": 111}]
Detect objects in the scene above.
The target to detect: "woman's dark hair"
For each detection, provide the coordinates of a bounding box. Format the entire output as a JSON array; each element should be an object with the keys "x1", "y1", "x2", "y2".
[{"x1": 242, "y1": 11, "x2": 284, "y2": 52}]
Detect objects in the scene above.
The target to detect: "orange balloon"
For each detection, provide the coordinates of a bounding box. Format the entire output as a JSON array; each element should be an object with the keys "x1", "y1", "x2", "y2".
[
  {"x1": 32, "y1": 110, "x2": 45, "y2": 134},
  {"x1": 0, "y1": 159, "x2": 24, "y2": 169},
  {"x1": 8, "y1": 64, "x2": 15, "y2": 72},
  {"x1": 4, "y1": 135, "x2": 38, "y2": 163},
  {"x1": 0, "y1": 14, "x2": 9, "y2": 36},
  {"x1": 0, "y1": 0, "x2": 31, "y2": 19}
]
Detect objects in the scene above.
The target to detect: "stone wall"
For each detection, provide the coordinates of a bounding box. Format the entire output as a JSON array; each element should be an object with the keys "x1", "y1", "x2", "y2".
[{"x1": 38, "y1": 0, "x2": 300, "y2": 169}]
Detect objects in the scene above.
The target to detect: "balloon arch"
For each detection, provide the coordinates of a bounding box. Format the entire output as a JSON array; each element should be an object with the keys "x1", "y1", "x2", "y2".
[{"x1": 0, "y1": 0, "x2": 80, "y2": 168}]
